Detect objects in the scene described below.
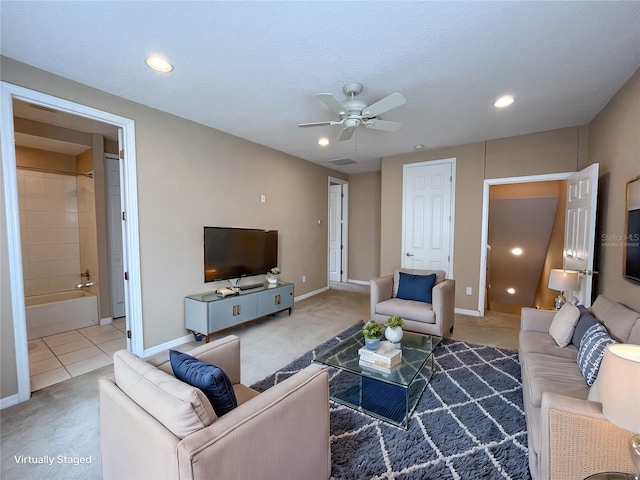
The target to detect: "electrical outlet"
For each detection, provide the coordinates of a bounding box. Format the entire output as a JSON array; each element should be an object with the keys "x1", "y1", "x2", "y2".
[
  {"x1": 302, "y1": 275, "x2": 306, "y2": 283},
  {"x1": 466, "y1": 287, "x2": 472, "y2": 295}
]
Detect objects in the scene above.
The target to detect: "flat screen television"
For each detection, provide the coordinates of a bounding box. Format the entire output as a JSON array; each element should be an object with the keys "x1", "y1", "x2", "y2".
[
  {"x1": 625, "y1": 177, "x2": 640, "y2": 283},
  {"x1": 204, "y1": 227, "x2": 278, "y2": 283}
]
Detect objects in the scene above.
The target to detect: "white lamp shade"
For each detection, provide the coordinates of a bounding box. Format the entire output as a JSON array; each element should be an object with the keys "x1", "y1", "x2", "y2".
[
  {"x1": 548, "y1": 269, "x2": 580, "y2": 292},
  {"x1": 597, "y1": 344, "x2": 640, "y2": 433}
]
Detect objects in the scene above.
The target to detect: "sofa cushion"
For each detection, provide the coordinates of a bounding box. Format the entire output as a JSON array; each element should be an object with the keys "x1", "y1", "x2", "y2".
[
  {"x1": 521, "y1": 353, "x2": 590, "y2": 409},
  {"x1": 396, "y1": 272, "x2": 436, "y2": 304},
  {"x1": 590, "y1": 295, "x2": 640, "y2": 343},
  {"x1": 376, "y1": 298, "x2": 435, "y2": 324},
  {"x1": 393, "y1": 268, "x2": 445, "y2": 297},
  {"x1": 113, "y1": 350, "x2": 216, "y2": 439},
  {"x1": 519, "y1": 330, "x2": 578, "y2": 361},
  {"x1": 170, "y1": 350, "x2": 238, "y2": 417},
  {"x1": 571, "y1": 305, "x2": 600, "y2": 349},
  {"x1": 549, "y1": 303, "x2": 580, "y2": 347},
  {"x1": 577, "y1": 323, "x2": 616, "y2": 386}
]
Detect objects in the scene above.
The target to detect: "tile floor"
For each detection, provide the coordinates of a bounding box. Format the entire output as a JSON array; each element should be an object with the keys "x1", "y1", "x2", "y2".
[{"x1": 28, "y1": 318, "x2": 127, "y2": 392}]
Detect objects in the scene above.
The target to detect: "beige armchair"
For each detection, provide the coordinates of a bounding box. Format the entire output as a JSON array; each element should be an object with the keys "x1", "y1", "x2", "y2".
[
  {"x1": 100, "y1": 335, "x2": 331, "y2": 480},
  {"x1": 370, "y1": 267, "x2": 455, "y2": 337}
]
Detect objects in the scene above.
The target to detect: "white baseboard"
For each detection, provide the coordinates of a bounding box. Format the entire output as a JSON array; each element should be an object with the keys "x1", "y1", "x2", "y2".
[
  {"x1": 142, "y1": 333, "x2": 194, "y2": 359},
  {"x1": 100, "y1": 317, "x2": 113, "y2": 326},
  {"x1": 294, "y1": 286, "x2": 329, "y2": 302},
  {"x1": 455, "y1": 308, "x2": 481, "y2": 317},
  {"x1": 0, "y1": 393, "x2": 21, "y2": 410},
  {"x1": 346, "y1": 279, "x2": 370, "y2": 285}
]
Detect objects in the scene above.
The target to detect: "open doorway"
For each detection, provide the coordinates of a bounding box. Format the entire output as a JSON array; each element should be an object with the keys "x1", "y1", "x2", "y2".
[
  {"x1": 486, "y1": 180, "x2": 567, "y2": 315},
  {"x1": 478, "y1": 172, "x2": 573, "y2": 317},
  {"x1": 1, "y1": 82, "x2": 142, "y2": 406},
  {"x1": 328, "y1": 177, "x2": 348, "y2": 283}
]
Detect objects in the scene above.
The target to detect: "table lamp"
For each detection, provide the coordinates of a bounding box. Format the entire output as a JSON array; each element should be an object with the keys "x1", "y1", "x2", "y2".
[
  {"x1": 597, "y1": 344, "x2": 640, "y2": 474},
  {"x1": 548, "y1": 269, "x2": 580, "y2": 309}
]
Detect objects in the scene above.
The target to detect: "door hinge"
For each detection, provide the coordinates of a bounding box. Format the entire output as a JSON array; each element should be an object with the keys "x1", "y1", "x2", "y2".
[
  {"x1": 119, "y1": 149, "x2": 124, "y2": 159},
  {"x1": 340, "y1": 244, "x2": 344, "y2": 249},
  {"x1": 126, "y1": 330, "x2": 131, "y2": 339},
  {"x1": 122, "y1": 211, "x2": 127, "y2": 221},
  {"x1": 124, "y1": 272, "x2": 129, "y2": 281}
]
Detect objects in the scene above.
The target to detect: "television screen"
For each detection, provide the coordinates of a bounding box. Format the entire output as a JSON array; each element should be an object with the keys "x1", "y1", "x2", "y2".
[
  {"x1": 625, "y1": 208, "x2": 640, "y2": 282},
  {"x1": 204, "y1": 227, "x2": 277, "y2": 282}
]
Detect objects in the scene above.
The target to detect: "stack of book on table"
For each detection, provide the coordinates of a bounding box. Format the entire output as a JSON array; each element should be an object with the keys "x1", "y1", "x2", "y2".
[{"x1": 358, "y1": 341, "x2": 402, "y2": 373}]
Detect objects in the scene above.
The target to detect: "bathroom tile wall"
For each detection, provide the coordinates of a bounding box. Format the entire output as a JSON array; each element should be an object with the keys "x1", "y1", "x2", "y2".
[{"x1": 18, "y1": 170, "x2": 81, "y2": 296}]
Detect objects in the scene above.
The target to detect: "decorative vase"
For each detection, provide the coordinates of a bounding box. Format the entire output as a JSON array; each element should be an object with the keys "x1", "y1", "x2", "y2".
[
  {"x1": 365, "y1": 338, "x2": 381, "y2": 351},
  {"x1": 266, "y1": 273, "x2": 279, "y2": 284},
  {"x1": 385, "y1": 326, "x2": 404, "y2": 344}
]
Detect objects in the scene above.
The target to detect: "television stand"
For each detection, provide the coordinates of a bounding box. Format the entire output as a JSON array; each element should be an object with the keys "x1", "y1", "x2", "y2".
[{"x1": 185, "y1": 282, "x2": 294, "y2": 341}]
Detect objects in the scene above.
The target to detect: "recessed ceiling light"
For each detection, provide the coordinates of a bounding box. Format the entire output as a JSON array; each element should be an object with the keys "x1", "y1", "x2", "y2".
[
  {"x1": 511, "y1": 247, "x2": 523, "y2": 256},
  {"x1": 414, "y1": 144, "x2": 424, "y2": 151},
  {"x1": 494, "y1": 95, "x2": 515, "y2": 108},
  {"x1": 318, "y1": 137, "x2": 330, "y2": 146},
  {"x1": 146, "y1": 55, "x2": 173, "y2": 73},
  {"x1": 507, "y1": 287, "x2": 516, "y2": 295}
]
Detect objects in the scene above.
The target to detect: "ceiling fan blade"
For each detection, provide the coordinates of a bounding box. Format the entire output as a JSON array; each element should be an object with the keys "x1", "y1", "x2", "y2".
[
  {"x1": 365, "y1": 119, "x2": 402, "y2": 132},
  {"x1": 362, "y1": 92, "x2": 406, "y2": 117},
  {"x1": 316, "y1": 93, "x2": 346, "y2": 116},
  {"x1": 338, "y1": 127, "x2": 354, "y2": 141},
  {"x1": 298, "y1": 121, "x2": 335, "y2": 128}
]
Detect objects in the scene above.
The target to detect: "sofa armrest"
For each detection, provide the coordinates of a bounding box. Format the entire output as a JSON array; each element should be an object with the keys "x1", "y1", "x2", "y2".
[
  {"x1": 370, "y1": 274, "x2": 393, "y2": 319},
  {"x1": 177, "y1": 363, "x2": 330, "y2": 480},
  {"x1": 520, "y1": 308, "x2": 556, "y2": 333},
  {"x1": 539, "y1": 392, "x2": 636, "y2": 480},
  {"x1": 432, "y1": 279, "x2": 455, "y2": 335}
]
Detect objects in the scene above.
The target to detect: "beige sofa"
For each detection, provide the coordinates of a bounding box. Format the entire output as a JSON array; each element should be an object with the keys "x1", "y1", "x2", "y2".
[
  {"x1": 100, "y1": 335, "x2": 331, "y2": 480},
  {"x1": 519, "y1": 295, "x2": 640, "y2": 480},
  {"x1": 370, "y1": 268, "x2": 455, "y2": 337}
]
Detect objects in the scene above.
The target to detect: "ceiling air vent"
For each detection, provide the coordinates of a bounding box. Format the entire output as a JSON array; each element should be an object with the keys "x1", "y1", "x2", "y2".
[{"x1": 328, "y1": 158, "x2": 356, "y2": 166}]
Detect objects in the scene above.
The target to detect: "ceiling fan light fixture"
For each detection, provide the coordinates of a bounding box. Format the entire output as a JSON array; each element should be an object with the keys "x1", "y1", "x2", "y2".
[
  {"x1": 318, "y1": 137, "x2": 330, "y2": 146},
  {"x1": 494, "y1": 95, "x2": 515, "y2": 108},
  {"x1": 146, "y1": 55, "x2": 173, "y2": 73}
]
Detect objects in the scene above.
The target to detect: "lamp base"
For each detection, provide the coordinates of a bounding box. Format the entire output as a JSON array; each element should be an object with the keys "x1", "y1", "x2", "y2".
[
  {"x1": 554, "y1": 294, "x2": 566, "y2": 310},
  {"x1": 630, "y1": 433, "x2": 640, "y2": 474}
]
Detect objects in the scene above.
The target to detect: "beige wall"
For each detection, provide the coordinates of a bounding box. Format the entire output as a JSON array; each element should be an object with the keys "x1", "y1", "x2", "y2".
[
  {"x1": 348, "y1": 171, "x2": 381, "y2": 281},
  {"x1": 586, "y1": 67, "x2": 640, "y2": 312},
  {"x1": 381, "y1": 128, "x2": 581, "y2": 312},
  {"x1": 1, "y1": 56, "x2": 346, "y2": 382}
]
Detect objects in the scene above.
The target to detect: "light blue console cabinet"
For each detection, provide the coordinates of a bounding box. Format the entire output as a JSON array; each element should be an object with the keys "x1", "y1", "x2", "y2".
[{"x1": 185, "y1": 282, "x2": 294, "y2": 341}]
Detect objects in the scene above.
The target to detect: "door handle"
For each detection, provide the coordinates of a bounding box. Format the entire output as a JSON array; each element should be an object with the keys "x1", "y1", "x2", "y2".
[
  {"x1": 578, "y1": 269, "x2": 600, "y2": 275},
  {"x1": 406, "y1": 253, "x2": 414, "y2": 257}
]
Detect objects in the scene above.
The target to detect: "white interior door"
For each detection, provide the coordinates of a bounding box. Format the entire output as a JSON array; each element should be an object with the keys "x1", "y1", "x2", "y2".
[
  {"x1": 564, "y1": 163, "x2": 599, "y2": 307},
  {"x1": 402, "y1": 160, "x2": 454, "y2": 276},
  {"x1": 329, "y1": 184, "x2": 342, "y2": 282},
  {"x1": 106, "y1": 156, "x2": 125, "y2": 318}
]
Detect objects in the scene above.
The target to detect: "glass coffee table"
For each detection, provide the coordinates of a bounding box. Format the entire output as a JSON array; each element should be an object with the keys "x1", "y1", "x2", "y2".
[{"x1": 314, "y1": 330, "x2": 441, "y2": 429}]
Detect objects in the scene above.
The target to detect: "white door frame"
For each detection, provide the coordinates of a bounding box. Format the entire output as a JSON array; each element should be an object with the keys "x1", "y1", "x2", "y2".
[
  {"x1": 0, "y1": 82, "x2": 143, "y2": 407},
  {"x1": 478, "y1": 172, "x2": 572, "y2": 316},
  {"x1": 328, "y1": 177, "x2": 348, "y2": 283},
  {"x1": 401, "y1": 158, "x2": 456, "y2": 277}
]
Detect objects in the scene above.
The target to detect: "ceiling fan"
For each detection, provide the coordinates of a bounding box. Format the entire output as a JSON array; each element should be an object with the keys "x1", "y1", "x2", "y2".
[{"x1": 298, "y1": 83, "x2": 406, "y2": 141}]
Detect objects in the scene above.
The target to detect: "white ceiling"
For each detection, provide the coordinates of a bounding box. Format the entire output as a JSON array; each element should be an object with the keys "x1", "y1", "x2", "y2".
[{"x1": 2, "y1": 1, "x2": 639, "y2": 174}]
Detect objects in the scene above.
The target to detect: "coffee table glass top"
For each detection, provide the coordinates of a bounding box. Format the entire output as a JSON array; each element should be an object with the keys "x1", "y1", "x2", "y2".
[{"x1": 314, "y1": 330, "x2": 442, "y2": 387}]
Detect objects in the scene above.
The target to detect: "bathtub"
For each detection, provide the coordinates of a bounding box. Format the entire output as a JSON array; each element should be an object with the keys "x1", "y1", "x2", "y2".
[{"x1": 25, "y1": 290, "x2": 99, "y2": 340}]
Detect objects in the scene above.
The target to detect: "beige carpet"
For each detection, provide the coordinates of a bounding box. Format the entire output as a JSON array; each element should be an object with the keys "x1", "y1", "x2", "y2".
[{"x1": 0, "y1": 282, "x2": 520, "y2": 480}]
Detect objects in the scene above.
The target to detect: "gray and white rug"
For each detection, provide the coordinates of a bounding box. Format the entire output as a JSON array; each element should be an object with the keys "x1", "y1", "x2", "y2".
[{"x1": 251, "y1": 323, "x2": 530, "y2": 480}]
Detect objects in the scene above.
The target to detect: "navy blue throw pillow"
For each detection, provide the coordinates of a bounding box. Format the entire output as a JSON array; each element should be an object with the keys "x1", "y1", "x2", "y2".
[
  {"x1": 396, "y1": 272, "x2": 437, "y2": 304},
  {"x1": 169, "y1": 350, "x2": 237, "y2": 417},
  {"x1": 571, "y1": 305, "x2": 600, "y2": 349}
]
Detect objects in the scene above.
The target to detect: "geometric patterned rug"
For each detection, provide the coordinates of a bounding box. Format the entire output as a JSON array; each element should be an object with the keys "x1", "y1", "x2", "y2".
[{"x1": 251, "y1": 322, "x2": 530, "y2": 480}]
